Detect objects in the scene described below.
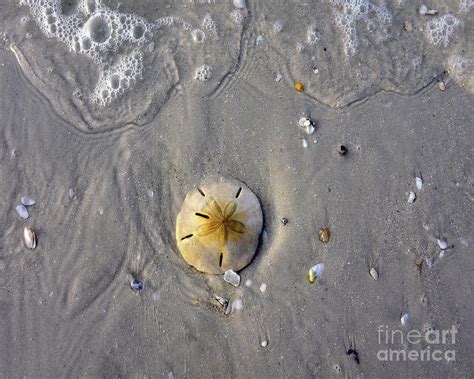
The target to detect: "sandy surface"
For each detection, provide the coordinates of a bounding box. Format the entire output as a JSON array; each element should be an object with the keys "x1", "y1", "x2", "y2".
[{"x1": 0, "y1": 0, "x2": 473, "y2": 377}]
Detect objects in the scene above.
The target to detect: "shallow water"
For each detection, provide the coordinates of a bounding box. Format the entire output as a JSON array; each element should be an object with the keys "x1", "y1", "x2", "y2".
[{"x1": 0, "y1": 0, "x2": 473, "y2": 377}]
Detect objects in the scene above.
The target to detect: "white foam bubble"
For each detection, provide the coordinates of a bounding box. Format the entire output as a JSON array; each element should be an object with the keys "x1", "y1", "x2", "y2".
[
  {"x1": 330, "y1": 0, "x2": 392, "y2": 56},
  {"x1": 425, "y1": 14, "x2": 462, "y2": 47}
]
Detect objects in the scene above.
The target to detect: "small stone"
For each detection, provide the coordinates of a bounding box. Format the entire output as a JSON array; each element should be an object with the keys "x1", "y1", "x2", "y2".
[
  {"x1": 130, "y1": 279, "x2": 144, "y2": 291},
  {"x1": 438, "y1": 81, "x2": 446, "y2": 91},
  {"x1": 337, "y1": 144, "x2": 348, "y2": 156},
  {"x1": 16, "y1": 205, "x2": 29, "y2": 219},
  {"x1": 280, "y1": 217, "x2": 288, "y2": 226},
  {"x1": 275, "y1": 72, "x2": 282, "y2": 82},
  {"x1": 369, "y1": 267, "x2": 379, "y2": 280},
  {"x1": 261, "y1": 340, "x2": 268, "y2": 347},
  {"x1": 259, "y1": 283, "x2": 267, "y2": 293},
  {"x1": 294, "y1": 82, "x2": 304, "y2": 92},
  {"x1": 318, "y1": 227, "x2": 330, "y2": 243},
  {"x1": 313, "y1": 67, "x2": 320, "y2": 74},
  {"x1": 223, "y1": 270, "x2": 241, "y2": 287},
  {"x1": 419, "y1": 5, "x2": 428, "y2": 15}
]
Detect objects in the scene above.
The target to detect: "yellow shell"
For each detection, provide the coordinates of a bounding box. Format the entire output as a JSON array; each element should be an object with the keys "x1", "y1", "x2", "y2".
[{"x1": 176, "y1": 178, "x2": 263, "y2": 274}]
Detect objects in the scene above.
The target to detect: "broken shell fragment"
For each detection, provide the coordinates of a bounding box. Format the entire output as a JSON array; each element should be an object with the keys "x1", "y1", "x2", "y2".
[
  {"x1": 275, "y1": 72, "x2": 282, "y2": 82},
  {"x1": 233, "y1": 0, "x2": 246, "y2": 9},
  {"x1": 23, "y1": 227, "x2": 37, "y2": 249},
  {"x1": 415, "y1": 177, "x2": 423, "y2": 190},
  {"x1": 438, "y1": 81, "x2": 446, "y2": 91},
  {"x1": 407, "y1": 191, "x2": 416, "y2": 203},
  {"x1": 223, "y1": 270, "x2": 241, "y2": 287},
  {"x1": 427, "y1": 9, "x2": 438, "y2": 15},
  {"x1": 437, "y1": 239, "x2": 448, "y2": 250},
  {"x1": 401, "y1": 312, "x2": 409, "y2": 326},
  {"x1": 302, "y1": 138, "x2": 308, "y2": 148},
  {"x1": 419, "y1": 5, "x2": 428, "y2": 15},
  {"x1": 308, "y1": 263, "x2": 324, "y2": 283},
  {"x1": 337, "y1": 144, "x2": 348, "y2": 156},
  {"x1": 260, "y1": 340, "x2": 268, "y2": 347},
  {"x1": 280, "y1": 217, "x2": 288, "y2": 226},
  {"x1": 369, "y1": 267, "x2": 379, "y2": 280},
  {"x1": 21, "y1": 196, "x2": 36, "y2": 206},
  {"x1": 16, "y1": 205, "x2": 29, "y2": 219},
  {"x1": 176, "y1": 178, "x2": 263, "y2": 274},
  {"x1": 318, "y1": 227, "x2": 330, "y2": 243},
  {"x1": 294, "y1": 81, "x2": 304, "y2": 92}
]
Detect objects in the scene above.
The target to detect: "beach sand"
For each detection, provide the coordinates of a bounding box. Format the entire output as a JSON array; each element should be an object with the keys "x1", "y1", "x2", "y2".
[{"x1": 0, "y1": 0, "x2": 473, "y2": 377}]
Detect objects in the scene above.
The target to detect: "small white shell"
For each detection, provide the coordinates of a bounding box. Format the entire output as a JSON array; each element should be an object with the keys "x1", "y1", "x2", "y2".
[
  {"x1": 419, "y1": 5, "x2": 428, "y2": 15},
  {"x1": 427, "y1": 9, "x2": 438, "y2": 15},
  {"x1": 260, "y1": 340, "x2": 268, "y2": 347},
  {"x1": 275, "y1": 73, "x2": 282, "y2": 82},
  {"x1": 68, "y1": 188, "x2": 76, "y2": 199},
  {"x1": 306, "y1": 125, "x2": 315, "y2": 135},
  {"x1": 231, "y1": 299, "x2": 243, "y2": 311},
  {"x1": 369, "y1": 267, "x2": 379, "y2": 280},
  {"x1": 401, "y1": 312, "x2": 409, "y2": 326},
  {"x1": 23, "y1": 227, "x2": 37, "y2": 249},
  {"x1": 223, "y1": 270, "x2": 241, "y2": 287},
  {"x1": 302, "y1": 138, "x2": 308, "y2": 148},
  {"x1": 298, "y1": 117, "x2": 308, "y2": 127},
  {"x1": 259, "y1": 283, "x2": 267, "y2": 293},
  {"x1": 438, "y1": 81, "x2": 446, "y2": 91},
  {"x1": 407, "y1": 191, "x2": 416, "y2": 203},
  {"x1": 308, "y1": 263, "x2": 324, "y2": 283},
  {"x1": 437, "y1": 239, "x2": 448, "y2": 250},
  {"x1": 21, "y1": 196, "x2": 36, "y2": 206},
  {"x1": 16, "y1": 205, "x2": 29, "y2": 219},
  {"x1": 415, "y1": 177, "x2": 423, "y2": 190}
]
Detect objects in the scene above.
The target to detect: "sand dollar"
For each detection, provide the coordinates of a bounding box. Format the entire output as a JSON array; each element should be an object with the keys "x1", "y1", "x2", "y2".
[{"x1": 176, "y1": 178, "x2": 263, "y2": 274}]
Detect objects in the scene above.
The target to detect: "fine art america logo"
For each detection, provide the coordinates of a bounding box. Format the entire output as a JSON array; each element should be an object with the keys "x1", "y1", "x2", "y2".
[{"x1": 377, "y1": 325, "x2": 457, "y2": 362}]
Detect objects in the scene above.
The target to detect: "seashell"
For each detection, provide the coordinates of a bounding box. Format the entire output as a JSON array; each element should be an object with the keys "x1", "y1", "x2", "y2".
[
  {"x1": 294, "y1": 81, "x2": 304, "y2": 92},
  {"x1": 438, "y1": 81, "x2": 446, "y2": 91},
  {"x1": 68, "y1": 188, "x2": 76, "y2": 199},
  {"x1": 318, "y1": 227, "x2": 330, "y2": 243},
  {"x1": 176, "y1": 178, "x2": 263, "y2": 274},
  {"x1": 419, "y1": 5, "x2": 428, "y2": 15},
  {"x1": 23, "y1": 227, "x2": 37, "y2": 249},
  {"x1": 21, "y1": 196, "x2": 35, "y2": 206},
  {"x1": 437, "y1": 239, "x2": 448, "y2": 250},
  {"x1": 233, "y1": 0, "x2": 246, "y2": 9},
  {"x1": 407, "y1": 191, "x2": 416, "y2": 203},
  {"x1": 427, "y1": 9, "x2": 438, "y2": 15},
  {"x1": 400, "y1": 312, "x2": 409, "y2": 326},
  {"x1": 231, "y1": 298, "x2": 243, "y2": 311},
  {"x1": 260, "y1": 340, "x2": 268, "y2": 347},
  {"x1": 223, "y1": 270, "x2": 241, "y2": 287},
  {"x1": 306, "y1": 124, "x2": 315, "y2": 135},
  {"x1": 16, "y1": 205, "x2": 29, "y2": 219},
  {"x1": 302, "y1": 138, "x2": 308, "y2": 148},
  {"x1": 130, "y1": 279, "x2": 144, "y2": 291},
  {"x1": 259, "y1": 283, "x2": 267, "y2": 293},
  {"x1": 275, "y1": 73, "x2": 282, "y2": 82},
  {"x1": 415, "y1": 177, "x2": 423, "y2": 190},
  {"x1": 308, "y1": 263, "x2": 324, "y2": 283},
  {"x1": 298, "y1": 117, "x2": 309, "y2": 127},
  {"x1": 369, "y1": 267, "x2": 379, "y2": 280}
]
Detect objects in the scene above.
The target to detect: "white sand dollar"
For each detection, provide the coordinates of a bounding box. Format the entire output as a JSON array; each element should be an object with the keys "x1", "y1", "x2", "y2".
[{"x1": 176, "y1": 178, "x2": 263, "y2": 274}]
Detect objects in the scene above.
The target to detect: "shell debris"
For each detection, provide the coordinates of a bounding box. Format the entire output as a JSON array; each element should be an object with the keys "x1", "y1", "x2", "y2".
[
  {"x1": 23, "y1": 227, "x2": 37, "y2": 249},
  {"x1": 369, "y1": 267, "x2": 379, "y2": 280},
  {"x1": 308, "y1": 263, "x2": 324, "y2": 283},
  {"x1": 318, "y1": 227, "x2": 330, "y2": 243},
  {"x1": 400, "y1": 312, "x2": 409, "y2": 326},
  {"x1": 407, "y1": 191, "x2": 416, "y2": 203},
  {"x1": 223, "y1": 270, "x2": 241, "y2": 287},
  {"x1": 16, "y1": 205, "x2": 29, "y2": 219},
  {"x1": 437, "y1": 239, "x2": 448, "y2": 250},
  {"x1": 21, "y1": 197, "x2": 36, "y2": 206},
  {"x1": 415, "y1": 177, "x2": 423, "y2": 190},
  {"x1": 275, "y1": 72, "x2": 282, "y2": 82},
  {"x1": 302, "y1": 138, "x2": 308, "y2": 148},
  {"x1": 294, "y1": 81, "x2": 304, "y2": 92},
  {"x1": 259, "y1": 283, "x2": 267, "y2": 293},
  {"x1": 438, "y1": 81, "x2": 446, "y2": 91}
]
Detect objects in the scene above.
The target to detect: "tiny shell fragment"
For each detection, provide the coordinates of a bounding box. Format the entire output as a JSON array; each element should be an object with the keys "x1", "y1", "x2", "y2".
[
  {"x1": 21, "y1": 197, "x2": 35, "y2": 206},
  {"x1": 23, "y1": 227, "x2": 37, "y2": 249},
  {"x1": 302, "y1": 138, "x2": 308, "y2": 148},
  {"x1": 437, "y1": 239, "x2": 448, "y2": 250},
  {"x1": 401, "y1": 312, "x2": 409, "y2": 326},
  {"x1": 259, "y1": 283, "x2": 267, "y2": 293},
  {"x1": 294, "y1": 82, "x2": 304, "y2": 92},
  {"x1": 415, "y1": 177, "x2": 423, "y2": 190},
  {"x1": 427, "y1": 9, "x2": 438, "y2": 15},
  {"x1": 318, "y1": 227, "x2": 330, "y2": 243},
  {"x1": 438, "y1": 81, "x2": 446, "y2": 91},
  {"x1": 419, "y1": 5, "x2": 428, "y2": 15},
  {"x1": 275, "y1": 73, "x2": 282, "y2": 82},
  {"x1": 369, "y1": 267, "x2": 379, "y2": 280},
  {"x1": 407, "y1": 191, "x2": 416, "y2": 203},
  {"x1": 16, "y1": 205, "x2": 29, "y2": 219},
  {"x1": 308, "y1": 263, "x2": 324, "y2": 283},
  {"x1": 261, "y1": 340, "x2": 268, "y2": 347},
  {"x1": 223, "y1": 270, "x2": 241, "y2": 287}
]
